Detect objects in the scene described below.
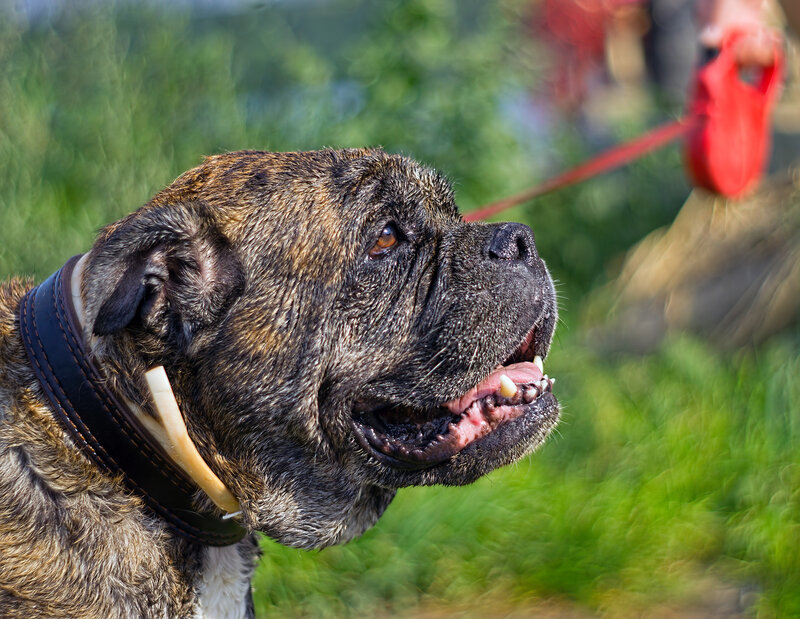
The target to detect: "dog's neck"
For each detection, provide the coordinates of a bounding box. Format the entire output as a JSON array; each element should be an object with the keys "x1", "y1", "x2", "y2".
[
  {"x1": 20, "y1": 255, "x2": 247, "y2": 543},
  {"x1": 70, "y1": 255, "x2": 241, "y2": 517}
]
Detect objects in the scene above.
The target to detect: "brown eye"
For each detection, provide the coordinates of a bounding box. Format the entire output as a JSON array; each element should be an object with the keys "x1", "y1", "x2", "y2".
[{"x1": 368, "y1": 223, "x2": 399, "y2": 258}]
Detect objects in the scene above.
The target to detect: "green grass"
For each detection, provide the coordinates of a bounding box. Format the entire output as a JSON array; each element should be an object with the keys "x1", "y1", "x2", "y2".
[{"x1": 250, "y1": 334, "x2": 800, "y2": 617}]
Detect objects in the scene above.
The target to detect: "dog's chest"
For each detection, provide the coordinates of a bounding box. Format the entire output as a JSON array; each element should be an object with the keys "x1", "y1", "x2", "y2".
[{"x1": 193, "y1": 544, "x2": 254, "y2": 619}]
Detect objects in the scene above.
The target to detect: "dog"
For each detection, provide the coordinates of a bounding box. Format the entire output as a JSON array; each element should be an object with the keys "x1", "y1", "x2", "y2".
[{"x1": 0, "y1": 148, "x2": 558, "y2": 618}]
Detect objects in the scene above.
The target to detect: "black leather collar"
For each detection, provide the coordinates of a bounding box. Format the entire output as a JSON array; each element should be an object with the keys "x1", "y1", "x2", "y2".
[{"x1": 18, "y1": 256, "x2": 246, "y2": 546}]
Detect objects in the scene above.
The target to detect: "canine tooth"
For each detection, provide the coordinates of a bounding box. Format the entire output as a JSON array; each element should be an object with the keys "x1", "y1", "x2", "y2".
[
  {"x1": 533, "y1": 355, "x2": 544, "y2": 373},
  {"x1": 499, "y1": 374, "x2": 517, "y2": 398}
]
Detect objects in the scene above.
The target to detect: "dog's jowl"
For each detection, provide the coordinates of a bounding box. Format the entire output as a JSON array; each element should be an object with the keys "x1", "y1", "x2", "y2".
[{"x1": 0, "y1": 149, "x2": 559, "y2": 618}]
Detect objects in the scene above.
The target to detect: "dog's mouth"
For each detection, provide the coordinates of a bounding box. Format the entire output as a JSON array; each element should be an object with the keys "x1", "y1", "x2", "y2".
[{"x1": 351, "y1": 326, "x2": 558, "y2": 471}]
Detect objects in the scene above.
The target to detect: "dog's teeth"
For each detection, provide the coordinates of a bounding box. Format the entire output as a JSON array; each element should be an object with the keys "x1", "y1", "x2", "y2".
[
  {"x1": 533, "y1": 355, "x2": 544, "y2": 373},
  {"x1": 498, "y1": 374, "x2": 517, "y2": 398},
  {"x1": 523, "y1": 387, "x2": 537, "y2": 403}
]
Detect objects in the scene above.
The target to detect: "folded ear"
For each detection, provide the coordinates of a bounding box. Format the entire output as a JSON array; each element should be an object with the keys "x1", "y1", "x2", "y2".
[
  {"x1": 87, "y1": 203, "x2": 244, "y2": 350},
  {"x1": 93, "y1": 256, "x2": 155, "y2": 336}
]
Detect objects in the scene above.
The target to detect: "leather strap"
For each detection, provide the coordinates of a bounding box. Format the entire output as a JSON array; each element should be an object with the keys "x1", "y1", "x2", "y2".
[{"x1": 18, "y1": 256, "x2": 246, "y2": 546}]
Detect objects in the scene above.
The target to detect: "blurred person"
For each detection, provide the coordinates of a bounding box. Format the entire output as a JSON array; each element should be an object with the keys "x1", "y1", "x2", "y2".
[
  {"x1": 645, "y1": 0, "x2": 796, "y2": 103},
  {"x1": 534, "y1": 0, "x2": 798, "y2": 109},
  {"x1": 532, "y1": 0, "x2": 636, "y2": 113},
  {"x1": 698, "y1": 0, "x2": 799, "y2": 66},
  {"x1": 586, "y1": 0, "x2": 800, "y2": 352}
]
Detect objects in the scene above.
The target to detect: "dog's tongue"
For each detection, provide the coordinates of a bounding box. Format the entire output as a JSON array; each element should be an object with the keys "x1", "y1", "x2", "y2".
[{"x1": 444, "y1": 361, "x2": 544, "y2": 414}]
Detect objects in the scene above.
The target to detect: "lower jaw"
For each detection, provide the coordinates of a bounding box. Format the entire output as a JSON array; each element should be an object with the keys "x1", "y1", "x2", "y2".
[{"x1": 354, "y1": 392, "x2": 560, "y2": 479}]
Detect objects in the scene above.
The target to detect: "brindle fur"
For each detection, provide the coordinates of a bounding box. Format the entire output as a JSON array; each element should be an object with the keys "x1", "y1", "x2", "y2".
[{"x1": 0, "y1": 149, "x2": 557, "y2": 617}]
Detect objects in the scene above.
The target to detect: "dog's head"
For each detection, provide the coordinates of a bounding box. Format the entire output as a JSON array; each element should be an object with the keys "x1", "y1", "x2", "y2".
[{"x1": 80, "y1": 149, "x2": 558, "y2": 548}]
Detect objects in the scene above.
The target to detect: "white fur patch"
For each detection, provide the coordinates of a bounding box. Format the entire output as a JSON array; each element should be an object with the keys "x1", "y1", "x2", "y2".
[{"x1": 194, "y1": 545, "x2": 251, "y2": 619}]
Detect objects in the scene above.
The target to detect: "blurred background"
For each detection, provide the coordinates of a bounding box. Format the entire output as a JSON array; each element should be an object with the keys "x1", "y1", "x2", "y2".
[{"x1": 1, "y1": 0, "x2": 799, "y2": 616}]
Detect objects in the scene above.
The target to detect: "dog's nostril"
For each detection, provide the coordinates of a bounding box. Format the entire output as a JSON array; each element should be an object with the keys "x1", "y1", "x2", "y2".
[
  {"x1": 486, "y1": 223, "x2": 536, "y2": 264},
  {"x1": 515, "y1": 236, "x2": 527, "y2": 260}
]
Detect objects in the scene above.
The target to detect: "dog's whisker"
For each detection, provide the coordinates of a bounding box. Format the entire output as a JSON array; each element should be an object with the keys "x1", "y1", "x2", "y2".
[{"x1": 397, "y1": 344, "x2": 452, "y2": 403}]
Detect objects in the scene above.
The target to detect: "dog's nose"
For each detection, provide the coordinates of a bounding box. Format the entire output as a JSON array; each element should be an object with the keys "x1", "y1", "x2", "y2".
[{"x1": 485, "y1": 222, "x2": 538, "y2": 266}]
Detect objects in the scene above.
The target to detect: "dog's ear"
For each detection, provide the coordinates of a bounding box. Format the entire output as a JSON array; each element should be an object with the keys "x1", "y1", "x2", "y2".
[
  {"x1": 88, "y1": 203, "x2": 244, "y2": 349},
  {"x1": 93, "y1": 256, "x2": 154, "y2": 335}
]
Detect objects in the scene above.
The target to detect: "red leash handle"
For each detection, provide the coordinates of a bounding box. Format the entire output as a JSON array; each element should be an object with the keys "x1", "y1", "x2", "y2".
[
  {"x1": 466, "y1": 29, "x2": 785, "y2": 222},
  {"x1": 685, "y1": 29, "x2": 784, "y2": 197}
]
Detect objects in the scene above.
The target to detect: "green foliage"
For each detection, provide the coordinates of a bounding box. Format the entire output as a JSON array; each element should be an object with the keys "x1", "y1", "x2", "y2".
[{"x1": 0, "y1": 0, "x2": 538, "y2": 279}]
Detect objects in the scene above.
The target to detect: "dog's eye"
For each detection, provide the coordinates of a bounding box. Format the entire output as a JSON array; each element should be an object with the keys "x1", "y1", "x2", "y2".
[{"x1": 368, "y1": 223, "x2": 399, "y2": 258}]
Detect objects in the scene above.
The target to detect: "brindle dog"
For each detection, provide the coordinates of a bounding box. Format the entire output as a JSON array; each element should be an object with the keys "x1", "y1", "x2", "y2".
[{"x1": 0, "y1": 149, "x2": 558, "y2": 617}]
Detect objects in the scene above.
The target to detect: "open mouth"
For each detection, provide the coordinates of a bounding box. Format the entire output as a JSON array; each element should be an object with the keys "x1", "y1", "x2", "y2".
[{"x1": 351, "y1": 326, "x2": 558, "y2": 471}]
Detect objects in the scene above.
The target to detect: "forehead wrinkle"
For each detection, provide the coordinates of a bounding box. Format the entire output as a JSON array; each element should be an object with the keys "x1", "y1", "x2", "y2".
[
  {"x1": 375, "y1": 166, "x2": 459, "y2": 234},
  {"x1": 285, "y1": 190, "x2": 348, "y2": 281},
  {"x1": 213, "y1": 168, "x2": 349, "y2": 285},
  {"x1": 151, "y1": 148, "x2": 457, "y2": 276}
]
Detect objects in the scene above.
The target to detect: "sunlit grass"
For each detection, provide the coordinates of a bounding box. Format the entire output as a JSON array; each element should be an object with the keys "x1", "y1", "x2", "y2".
[{"x1": 251, "y1": 335, "x2": 800, "y2": 617}]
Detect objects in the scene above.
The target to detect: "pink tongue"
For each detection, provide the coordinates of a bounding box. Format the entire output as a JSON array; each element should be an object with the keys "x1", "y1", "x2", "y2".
[{"x1": 444, "y1": 361, "x2": 544, "y2": 414}]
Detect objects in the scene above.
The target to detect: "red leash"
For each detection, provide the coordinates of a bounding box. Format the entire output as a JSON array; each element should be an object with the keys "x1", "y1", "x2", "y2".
[
  {"x1": 466, "y1": 31, "x2": 784, "y2": 223},
  {"x1": 464, "y1": 118, "x2": 693, "y2": 222}
]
